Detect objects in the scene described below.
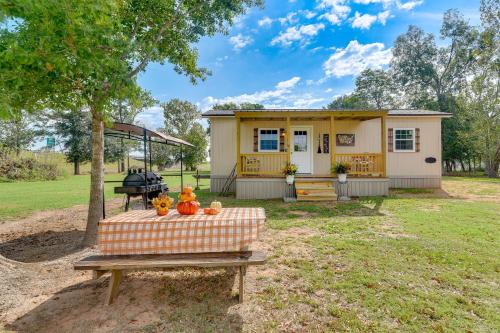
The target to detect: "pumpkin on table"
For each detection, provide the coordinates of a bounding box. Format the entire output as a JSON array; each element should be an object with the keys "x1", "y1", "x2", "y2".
[{"x1": 176, "y1": 187, "x2": 200, "y2": 215}]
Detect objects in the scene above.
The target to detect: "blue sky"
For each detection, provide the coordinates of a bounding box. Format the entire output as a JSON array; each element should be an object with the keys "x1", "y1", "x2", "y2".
[{"x1": 136, "y1": 0, "x2": 481, "y2": 129}]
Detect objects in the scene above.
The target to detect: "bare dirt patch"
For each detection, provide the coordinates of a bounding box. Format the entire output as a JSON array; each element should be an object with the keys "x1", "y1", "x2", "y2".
[
  {"x1": 0, "y1": 200, "x2": 334, "y2": 333},
  {"x1": 441, "y1": 179, "x2": 500, "y2": 202}
]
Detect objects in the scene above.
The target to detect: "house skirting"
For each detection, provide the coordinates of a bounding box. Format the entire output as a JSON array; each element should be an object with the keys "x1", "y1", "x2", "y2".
[
  {"x1": 389, "y1": 176, "x2": 441, "y2": 188},
  {"x1": 210, "y1": 175, "x2": 236, "y2": 193},
  {"x1": 211, "y1": 176, "x2": 442, "y2": 199},
  {"x1": 236, "y1": 178, "x2": 295, "y2": 199},
  {"x1": 234, "y1": 177, "x2": 389, "y2": 199}
]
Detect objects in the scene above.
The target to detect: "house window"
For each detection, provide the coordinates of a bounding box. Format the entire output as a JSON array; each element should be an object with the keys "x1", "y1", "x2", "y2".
[
  {"x1": 293, "y1": 130, "x2": 307, "y2": 152},
  {"x1": 394, "y1": 128, "x2": 415, "y2": 152},
  {"x1": 258, "y1": 129, "x2": 279, "y2": 152}
]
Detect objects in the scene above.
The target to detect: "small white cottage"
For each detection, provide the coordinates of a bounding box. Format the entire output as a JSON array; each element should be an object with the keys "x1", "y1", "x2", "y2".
[{"x1": 202, "y1": 109, "x2": 451, "y2": 200}]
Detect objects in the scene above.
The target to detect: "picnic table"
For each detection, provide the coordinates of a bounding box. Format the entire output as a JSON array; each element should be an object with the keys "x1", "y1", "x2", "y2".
[{"x1": 74, "y1": 207, "x2": 266, "y2": 304}]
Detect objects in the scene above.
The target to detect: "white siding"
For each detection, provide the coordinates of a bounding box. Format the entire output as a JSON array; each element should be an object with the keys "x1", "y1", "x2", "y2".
[{"x1": 210, "y1": 117, "x2": 237, "y2": 176}]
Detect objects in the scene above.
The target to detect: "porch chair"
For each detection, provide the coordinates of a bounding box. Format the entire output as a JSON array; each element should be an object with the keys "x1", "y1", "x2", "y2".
[{"x1": 245, "y1": 157, "x2": 261, "y2": 174}]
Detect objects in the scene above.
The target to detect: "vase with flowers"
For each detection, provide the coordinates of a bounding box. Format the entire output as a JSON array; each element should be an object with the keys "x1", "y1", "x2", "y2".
[{"x1": 283, "y1": 162, "x2": 298, "y2": 185}]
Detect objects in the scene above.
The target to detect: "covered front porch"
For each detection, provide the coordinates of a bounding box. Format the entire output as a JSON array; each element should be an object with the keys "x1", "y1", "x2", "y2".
[{"x1": 235, "y1": 110, "x2": 388, "y2": 179}]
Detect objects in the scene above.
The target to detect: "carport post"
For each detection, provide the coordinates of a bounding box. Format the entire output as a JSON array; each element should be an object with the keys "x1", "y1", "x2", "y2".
[
  {"x1": 143, "y1": 128, "x2": 148, "y2": 209},
  {"x1": 180, "y1": 145, "x2": 183, "y2": 190}
]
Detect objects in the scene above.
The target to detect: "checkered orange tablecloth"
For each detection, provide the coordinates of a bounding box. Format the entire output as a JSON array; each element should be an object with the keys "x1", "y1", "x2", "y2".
[{"x1": 97, "y1": 207, "x2": 266, "y2": 255}]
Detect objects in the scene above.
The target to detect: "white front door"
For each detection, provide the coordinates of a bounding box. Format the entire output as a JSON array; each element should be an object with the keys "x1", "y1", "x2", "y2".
[{"x1": 291, "y1": 127, "x2": 313, "y2": 174}]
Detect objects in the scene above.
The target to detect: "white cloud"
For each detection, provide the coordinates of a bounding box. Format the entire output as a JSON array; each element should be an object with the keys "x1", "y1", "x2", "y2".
[
  {"x1": 325, "y1": 88, "x2": 334, "y2": 93},
  {"x1": 351, "y1": 10, "x2": 391, "y2": 29},
  {"x1": 397, "y1": 1, "x2": 423, "y2": 11},
  {"x1": 229, "y1": 34, "x2": 253, "y2": 50},
  {"x1": 352, "y1": 0, "x2": 423, "y2": 11},
  {"x1": 353, "y1": 0, "x2": 394, "y2": 8},
  {"x1": 135, "y1": 106, "x2": 164, "y2": 129},
  {"x1": 300, "y1": 10, "x2": 318, "y2": 19},
  {"x1": 214, "y1": 55, "x2": 229, "y2": 67},
  {"x1": 278, "y1": 12, "x2": 299, "y2": 25},
  {"x1": 276, "y1": 76, "x2": 301, "y2": 89},
  {"x1": 351, "y1": 12, "x2": 378, "y2": 29},
  {"x1": 271, "y1": 23, "x2": 325, "y2": 47},
  {"x1": 258, "y1": 16, "x2": 273, "y2": 27},
  {"x1": 317, "y1": 0, "x2": 351, "y2": 25},
  {"x1": 323, "y1": 40, "x2": 392, "y2": 77},
  {"x1": 200, "y1": 77, "x2": 325, "y2": 110},
  {"x1": 292, "y1": 96, "x2": 326, "y2": 108},
  {"x1": 377, "y1": 10, "x2": 391, "y2": 25}
]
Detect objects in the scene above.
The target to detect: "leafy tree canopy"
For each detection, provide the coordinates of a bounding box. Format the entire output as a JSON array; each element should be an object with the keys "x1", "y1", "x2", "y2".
[
  {"x1": 354, "y1": 69, "x2": 396, "y2": 109},
  {"x1": 325, "y1": 94, "x2": 370, "y2": 109},
  {"x1": 183, "y1": 123, "x2": 208, "y2": 171},
  {"x1": 162, "y1": 98, "x2": 200, "y2": 136},
  {"x1": 52, "y1": 110, "x2": 92, "y2": 174},
  {"x1": 0, "y1": 0, "x2": 262, "y2": 244},
  {"x1": 0, "y1": 111, "x2": 41, "y2": 155},
  {"x1": 212, "y1": 102, "x2": 264, "y2": 110}
]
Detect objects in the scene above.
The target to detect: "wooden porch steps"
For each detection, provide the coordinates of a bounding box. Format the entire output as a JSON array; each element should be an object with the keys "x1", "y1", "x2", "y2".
[{"x1": 295, "y1": 180, "x2": 337, "y2": 201}]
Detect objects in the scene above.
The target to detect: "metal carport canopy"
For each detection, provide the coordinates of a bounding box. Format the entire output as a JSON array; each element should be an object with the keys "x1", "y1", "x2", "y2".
[{"x1": 105, "y1": 122, "x2": 194, "y2": 147}]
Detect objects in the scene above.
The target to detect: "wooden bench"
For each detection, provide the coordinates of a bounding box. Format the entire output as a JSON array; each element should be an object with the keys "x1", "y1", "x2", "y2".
[{"x1": 74, "y1": 251, "x2": 266, "y2": 305}]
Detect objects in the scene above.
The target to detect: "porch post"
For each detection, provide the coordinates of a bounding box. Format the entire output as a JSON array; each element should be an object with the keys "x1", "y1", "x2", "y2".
[
  {"x1": 286, "y1": 116, "x2": 291, "y2": 164},
  {"x1": 381, "y1": 114, "x2": 387, "y2": 177},
  {"x1": 236, "y1": 115, "x2": 241, "y2": 177},
  {"x1": 330, "y1": 115, "x2": 335, "y2": 170}
]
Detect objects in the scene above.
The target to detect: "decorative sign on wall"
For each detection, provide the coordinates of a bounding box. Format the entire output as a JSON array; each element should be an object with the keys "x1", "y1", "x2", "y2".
[
  {"x1": 336, "y1": 134, "x2": 355, "y2": 146},
  {"x1": 323, "y1": 134, "x2": 329, "y2": 154}
]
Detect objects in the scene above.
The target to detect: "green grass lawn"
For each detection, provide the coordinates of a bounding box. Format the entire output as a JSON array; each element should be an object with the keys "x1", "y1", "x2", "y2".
[
  {"x1": 0, "y1": 170, "x2": 209, "y2": 219},
  {"x1": 188, "y1": 178, "x2": 498, "y2": 332},
  {"x1": 0, "y1": 176, "x2": 498, "y2": 332}
]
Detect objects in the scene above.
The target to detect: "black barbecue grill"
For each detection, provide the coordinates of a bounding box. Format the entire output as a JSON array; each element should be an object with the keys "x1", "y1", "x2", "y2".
[
  {"x1": 114, "y1": 169, "x2": 168, "y2": 211},
  {"x1": 102, "y1": 122, "x2": 193, "y2": 218}
]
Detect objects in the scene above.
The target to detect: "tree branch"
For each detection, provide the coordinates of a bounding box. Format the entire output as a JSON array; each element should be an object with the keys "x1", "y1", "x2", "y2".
[{"x1": 127, "y1": 7, "x2": 181, "y2": 79}]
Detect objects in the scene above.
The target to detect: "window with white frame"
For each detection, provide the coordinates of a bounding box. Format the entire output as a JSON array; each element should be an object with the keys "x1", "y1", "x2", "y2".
[
  {"x1": 394, "y1": 128, "x2": 415, "y2": 152},
  {"x1": 258, "y1": 128, "x2": 279, "y2": 152}
]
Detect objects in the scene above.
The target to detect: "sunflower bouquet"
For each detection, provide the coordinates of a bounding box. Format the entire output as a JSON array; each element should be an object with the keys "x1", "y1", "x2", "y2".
[{"x1": 152, "y1": 193, "x2": 174, "y2": 216}]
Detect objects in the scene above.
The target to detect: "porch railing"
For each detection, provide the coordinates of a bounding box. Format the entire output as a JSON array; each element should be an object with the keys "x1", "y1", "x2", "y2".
[
  {"x1": 239, "y1": 153, "x2": 289, "y2": 176},
  {"x1": 335, "y1": 153, "x2": 384, "y2": 176},
  {"x1": 335, "y1": 153, "x2": 384, "y2": 177}
]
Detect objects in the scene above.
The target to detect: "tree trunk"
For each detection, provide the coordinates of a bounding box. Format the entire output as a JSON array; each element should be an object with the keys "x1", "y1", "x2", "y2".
[
  {"x1": 459, "y1": 160, "x2": 466, "y2": 172},
  {"x1": 117, "y1": 160, "x2": 121, "y2": 173},
  {"x1": 485, "y1": 161, "x2": 499, "y2": 178},
  {"x1": 74, "y1": 161, "x2": 80, "y2": 175},
  {"x1": 83, "y1": 109, "x2": 105, "y2": 246}
]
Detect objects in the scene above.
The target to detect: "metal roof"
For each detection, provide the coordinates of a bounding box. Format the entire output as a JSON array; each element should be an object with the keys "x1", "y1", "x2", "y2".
[
  {"x1": 105, "y1": 122, "x2": 194, "y2": 147},
  {"x1": 202, "y1": 109, "x2": 452, "y2": 117}
]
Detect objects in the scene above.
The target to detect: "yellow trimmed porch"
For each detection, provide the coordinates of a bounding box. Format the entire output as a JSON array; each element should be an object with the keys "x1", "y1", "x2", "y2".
[{"x1": 235, "y1": 110, "x2": 388, "y2": 178}]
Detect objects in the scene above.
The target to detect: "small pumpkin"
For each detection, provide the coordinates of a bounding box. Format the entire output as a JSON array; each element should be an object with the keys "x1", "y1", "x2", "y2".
[
  {"x1": 179, "y1": 186, "x2": 197, "y2": 202},
  {"x1": 177, "y1": 200, "x2": 200, "y2": 215},
  {"x1": 204, "y1": 207, "x2": 218, "y2": 215},
  {"x1": 210, "y1": 201, "x2": 222, "y2": 213}
]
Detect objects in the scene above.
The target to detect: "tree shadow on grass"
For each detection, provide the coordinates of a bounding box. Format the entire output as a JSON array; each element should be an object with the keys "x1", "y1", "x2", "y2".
[
  {"x1": 7, "y1": 268, "x2": 243, "y2": 333},
  {"x1": 0, "y1": 230, "x2": 84, "y2": 263}
]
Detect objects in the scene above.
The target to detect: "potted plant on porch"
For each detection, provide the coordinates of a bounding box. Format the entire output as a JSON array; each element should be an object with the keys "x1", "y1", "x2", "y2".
[
  {"x1": 332, "y1": 162, "x2": 350, "y2": 183},
  {"x1": 283, "y1": 162, "x2": 298, "y2": 185}
]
